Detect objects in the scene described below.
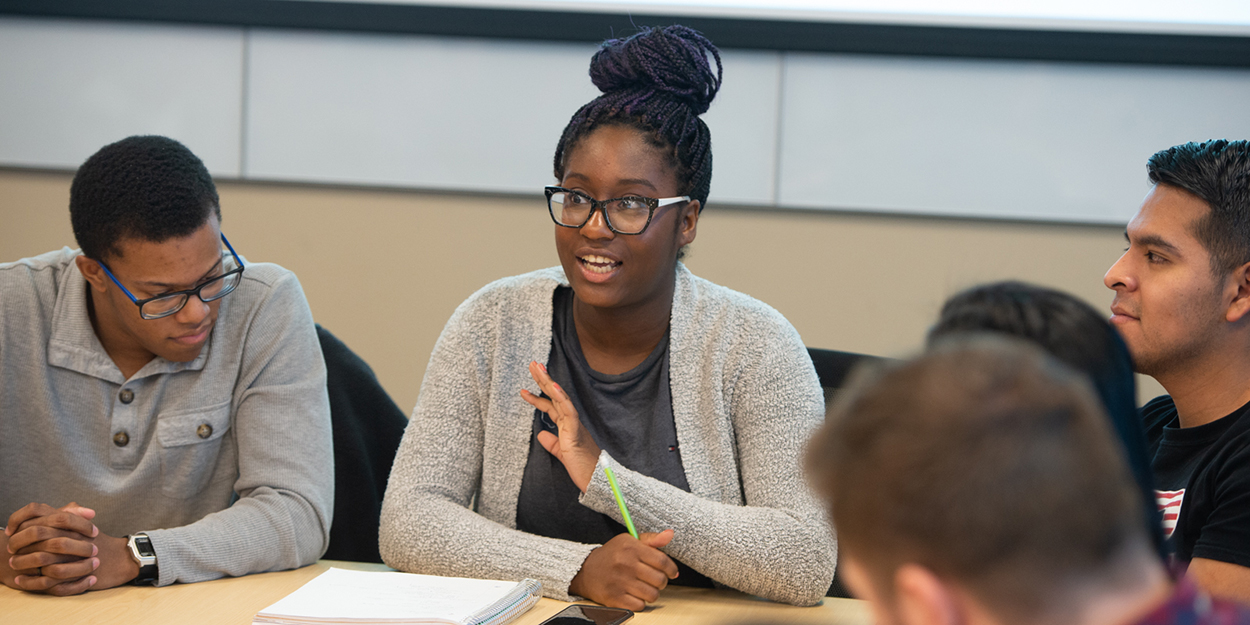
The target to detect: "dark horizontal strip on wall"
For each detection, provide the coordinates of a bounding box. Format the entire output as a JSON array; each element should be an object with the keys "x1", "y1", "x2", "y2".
[{"x1": 2, "y1": 0, "x2": 1249, "y2": 68}]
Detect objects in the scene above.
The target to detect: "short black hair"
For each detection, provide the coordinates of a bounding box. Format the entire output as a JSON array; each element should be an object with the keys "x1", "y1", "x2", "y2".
[
  {"x1": 553, "y1": 25, "x2": 722, "y2": 211},
  {"x1": 1146, "y1": 139, "x2": 1250, "y2": 275},
  {"x1": 70, "y1": 135, "x2": 221, "y2": 261},
  {"x1": 928, "y1": 281, "x2": 1163, "y2": 557}
]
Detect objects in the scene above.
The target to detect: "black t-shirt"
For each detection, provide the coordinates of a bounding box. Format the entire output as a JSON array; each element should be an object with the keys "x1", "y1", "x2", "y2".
[
  {"x1": 515, "y1": 287, "x2": 713, "y2": 588},
  {"x1": 1143, "y1": 395, "x2": 1250, "y2": 568}
]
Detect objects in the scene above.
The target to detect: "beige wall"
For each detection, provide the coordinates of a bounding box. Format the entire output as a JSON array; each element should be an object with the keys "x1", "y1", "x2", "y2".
[{"x1": 0, "y1": 167, "x2": 1164, "y2": 411}]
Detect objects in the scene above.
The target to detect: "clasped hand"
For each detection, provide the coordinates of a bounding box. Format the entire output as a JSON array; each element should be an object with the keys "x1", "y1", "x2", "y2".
[
  {"x1": 571, "y1": 530, "x2": 679, "y2": 611},
  {"x1": 2, "y1": 502, "x2": 137, "y2": 595}
]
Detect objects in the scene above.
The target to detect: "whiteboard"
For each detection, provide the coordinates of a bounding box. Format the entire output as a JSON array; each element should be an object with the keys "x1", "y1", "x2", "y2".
[{"x1": 3, "y1": 16, "x2": 1249, "y2": 224}]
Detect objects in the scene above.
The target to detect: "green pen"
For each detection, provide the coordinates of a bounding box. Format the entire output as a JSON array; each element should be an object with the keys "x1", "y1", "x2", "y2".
[{"x1": 603, "y1": 465, "x2": 639, "y2": 539}]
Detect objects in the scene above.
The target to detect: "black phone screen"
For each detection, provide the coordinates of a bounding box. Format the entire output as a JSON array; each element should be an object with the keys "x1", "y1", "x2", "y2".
[{"x1": 539, "y1": 604, "x2": 634, "y2": 625}]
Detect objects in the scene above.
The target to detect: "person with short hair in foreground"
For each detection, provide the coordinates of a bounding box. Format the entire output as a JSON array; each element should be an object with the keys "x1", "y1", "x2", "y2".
[
  {"x1": 0, "y1": 135, "x2": 332, "y2": 594},
  {"x1": 806, "y1": 337, "x2": 1250, "y2": 625},
  {"x1": 1105, "y1": 139, "x2": 1250, "y2": 602},
  {"x1": 927, "y1": 281, "x2": 1164, "y2": 555}
]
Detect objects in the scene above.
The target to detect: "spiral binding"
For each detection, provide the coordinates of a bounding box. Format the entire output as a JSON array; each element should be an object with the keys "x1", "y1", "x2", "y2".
[{"x1": 463, "y1": 578, "x2": 542, "y2": 625}]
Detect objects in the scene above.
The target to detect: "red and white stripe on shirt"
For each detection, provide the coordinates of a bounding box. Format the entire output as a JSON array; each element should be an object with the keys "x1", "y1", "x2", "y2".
[{"x1": 1157, "y1": 489, "x2": 1185, "y2": 539}]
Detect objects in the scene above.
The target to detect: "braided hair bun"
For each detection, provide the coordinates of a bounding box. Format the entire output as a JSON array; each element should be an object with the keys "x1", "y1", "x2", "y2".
[
  {"x1": 589, "y1": 25, "x2": 721, "y2": 115},
  {"x1": 554, "y1": 25, "x2": 723, "y2": 210}
]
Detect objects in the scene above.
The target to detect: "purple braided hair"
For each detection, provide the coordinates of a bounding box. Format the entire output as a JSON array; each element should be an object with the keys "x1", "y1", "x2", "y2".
[{"x1": 553, "y1": 25, "x2": 723, "y2": 210}]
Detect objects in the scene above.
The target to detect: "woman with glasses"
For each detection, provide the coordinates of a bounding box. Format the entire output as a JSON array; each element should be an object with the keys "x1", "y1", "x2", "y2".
[{"x1": 380, "y1": 26, "x2": 833, "y2": 609}]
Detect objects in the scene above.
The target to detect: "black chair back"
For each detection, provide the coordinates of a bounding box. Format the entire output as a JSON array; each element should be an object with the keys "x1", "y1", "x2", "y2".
[
  {"x1": 317, "y1": 324, "x2": 409, "y2": 563},
  {"x1": 807, "y1": 347, "x2": 885, "y2": 406},
  {"x1": 806, "y1": 346, "x2": 888, "y2": 599}
]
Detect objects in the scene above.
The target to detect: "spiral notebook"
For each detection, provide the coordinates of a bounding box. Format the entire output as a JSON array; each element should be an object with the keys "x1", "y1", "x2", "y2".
[{"x1": 253, "y1": 568, "x2": 542, "y2": 625}]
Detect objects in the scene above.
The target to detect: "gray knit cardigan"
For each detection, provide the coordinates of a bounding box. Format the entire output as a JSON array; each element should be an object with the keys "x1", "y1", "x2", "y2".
[{"x1": 379, "y1": 264, "x2": 836, "y2": 606}]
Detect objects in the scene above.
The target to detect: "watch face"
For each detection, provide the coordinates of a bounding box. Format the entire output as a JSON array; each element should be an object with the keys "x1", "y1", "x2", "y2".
[{"x1": 133, "y1": 535, "x2": 156, "y2": 557}]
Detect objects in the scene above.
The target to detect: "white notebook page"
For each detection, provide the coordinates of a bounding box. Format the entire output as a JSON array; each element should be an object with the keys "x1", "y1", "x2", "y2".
[{"x1": 256, "y1": 568, "x2": 524, "y2": 624}]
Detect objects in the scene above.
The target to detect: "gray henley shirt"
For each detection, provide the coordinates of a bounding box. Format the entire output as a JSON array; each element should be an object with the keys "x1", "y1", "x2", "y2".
[{"x1": 0, "y1": 248, "x2": 333, "y2": 585}]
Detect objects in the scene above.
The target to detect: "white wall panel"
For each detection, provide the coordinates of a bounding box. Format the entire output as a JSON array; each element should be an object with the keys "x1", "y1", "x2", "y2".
[
  {"x1": 777, "y1": 54, "x2": 1250, "y2": 224},
  {"x1": 0, "y1": 17, "x2": 244, "y2": 177},
  {"x1": 245, "y1": 30, "x2": 778, "y2": 204},
  {"x1": 246, "y1": 30, "x2": 600, "y2": 193},
  {"x1": 703, "y1": 50, "x2": 781, "y2": 206}
]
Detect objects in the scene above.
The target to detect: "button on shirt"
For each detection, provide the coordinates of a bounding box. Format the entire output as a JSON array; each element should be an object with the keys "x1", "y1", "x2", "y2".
[{"x1": 0, "y1": 248, "x2": 334, "y2": 586}]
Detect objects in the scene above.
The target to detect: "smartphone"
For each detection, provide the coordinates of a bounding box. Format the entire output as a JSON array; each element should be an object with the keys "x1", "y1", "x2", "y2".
[{"x1": 538, "y1": 605, "x2": 633, "y2": 625}]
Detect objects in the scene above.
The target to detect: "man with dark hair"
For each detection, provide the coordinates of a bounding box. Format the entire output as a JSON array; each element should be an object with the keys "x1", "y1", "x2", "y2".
[
  {"x1": 0, "y1": 136, "x2": 333, "y2": 594},
  {"x1": 927, "y1": 281, "x2": 1163, "y2": 556},
  {"x1": 1105, "y1": 139, "x2": 1250, "y2": 602},
  {"x1": 806, "y1": 338, "x2": 1250, "y2": 625}
]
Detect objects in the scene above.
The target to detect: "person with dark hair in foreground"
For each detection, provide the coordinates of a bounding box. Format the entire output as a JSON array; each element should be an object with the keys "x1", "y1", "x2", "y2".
[
  {"x1": 380, "y1": 26, "x2": 833, "y2": 609},
  {"x1": 806, "y1": 338, "x2": 1250, "y2": 625},
  {"x1": 1105, "y1": 139, "x2": 1250, "y2": 602},
  {"x1": 928, "y1": 281, "x2": 1164, "y2": 555},
  {"x1": 0, "y1": 136, "x2": 332, "y2": 594}
]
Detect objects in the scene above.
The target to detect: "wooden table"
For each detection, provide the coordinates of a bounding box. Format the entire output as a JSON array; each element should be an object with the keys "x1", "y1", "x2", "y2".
[{"x1": 0, "y1": 560, "x2": 871, "y2": 625}]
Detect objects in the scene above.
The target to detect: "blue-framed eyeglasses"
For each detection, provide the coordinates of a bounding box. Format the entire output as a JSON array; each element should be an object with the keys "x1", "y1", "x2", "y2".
[{"x1": 97, "y1": 234, "x2": 245, "y2": 320}]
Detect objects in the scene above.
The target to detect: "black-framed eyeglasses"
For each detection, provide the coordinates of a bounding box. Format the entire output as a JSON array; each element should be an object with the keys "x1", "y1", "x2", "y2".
[
  {"x1": 545, "y1": 186, "x2": 690, "y2": 235},
  {"x1": 97, "y1": 234, "x2": 246, "y2": 320}
]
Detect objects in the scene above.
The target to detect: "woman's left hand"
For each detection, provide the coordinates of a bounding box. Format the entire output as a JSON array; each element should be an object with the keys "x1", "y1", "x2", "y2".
[{"x1": 521, "y1": 360, "x2": 602, "y2": 492}]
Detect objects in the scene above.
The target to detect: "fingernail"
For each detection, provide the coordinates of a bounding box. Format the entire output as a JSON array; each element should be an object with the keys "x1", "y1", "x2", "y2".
[
  {"x1": 552, "y1": 383, "x2": 562, "y2": 393},
  {"x1": 91, "y1": 558, "x2": 100, "y2": 569},
  {"x1": 91, "y1": 525, "x2": 98, "y2": 537},
  {"x1": 87, "y1": 576, "x2": 97, "y2": 587},
  {"x1": 13, "y1": 575, "x2": 23, "y2": 585},
  {"x1": 539, "y1": 363, "x2": 548, "y2": 373},
  {"x1": 92, "y1": 545, "x2": 98, "y2": 556},
  {"x1": 8, "y1": 557, "x2": 14, "y2": 568}
]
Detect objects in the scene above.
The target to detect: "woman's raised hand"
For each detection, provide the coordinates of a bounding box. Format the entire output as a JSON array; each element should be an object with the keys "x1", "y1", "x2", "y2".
[{"x1": 521, "y1": 361, "x2": 603, "y2": 492}]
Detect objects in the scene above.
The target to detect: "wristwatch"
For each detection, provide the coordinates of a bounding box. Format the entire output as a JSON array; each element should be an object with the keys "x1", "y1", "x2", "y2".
[{"x1": 126, "y1": 533, "x2": 159, "y2": 585}]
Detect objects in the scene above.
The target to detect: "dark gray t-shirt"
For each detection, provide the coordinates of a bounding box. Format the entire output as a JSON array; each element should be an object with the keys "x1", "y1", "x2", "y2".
[{"x1": 515, "y1": 287, "x2": 711, "y2": 587}]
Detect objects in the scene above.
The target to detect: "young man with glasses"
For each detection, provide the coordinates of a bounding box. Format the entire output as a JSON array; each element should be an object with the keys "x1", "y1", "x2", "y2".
[{"x1": 0, "y1": 135, "x2": 332, "y2": 595}]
